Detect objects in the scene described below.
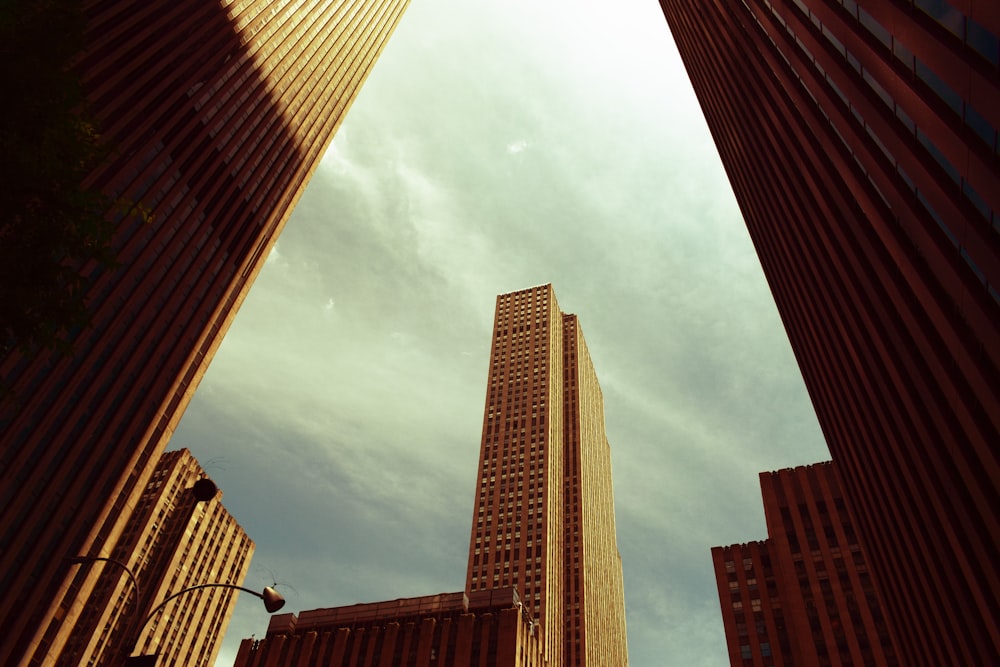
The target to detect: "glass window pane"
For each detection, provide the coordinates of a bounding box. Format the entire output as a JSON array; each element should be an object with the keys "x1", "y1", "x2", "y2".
[
  {"x1": 916, "y1": 127, "x2": 960, "y2": 185},
  {"x1": 964, "y1": 104, "x2": 997, "y2": 149},
  {"x1": 859, "y1": 7, "x2": 891, "y2": 48},
  {"x1": 967, "y1": 19, "x2": 1000, "y2": 66},
  {"x1": 962, "y1": 179, "x2": 991, "y2": 221},
  {"x1": 915, "y1": 0, "x2": 965, "y2": 40},
  {"x1": 892, "y1": 37, "x2": 915, "y2": 71},
  {"x1": 916, "y1": 59, "x2": 963, "y2": 114}
]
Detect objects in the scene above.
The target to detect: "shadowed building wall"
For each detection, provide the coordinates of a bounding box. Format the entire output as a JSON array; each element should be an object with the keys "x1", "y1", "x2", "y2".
[
  {"x1": 659, "y1": 2, "x2": 999, "y2": 665},
  {"x1": 0, "y1": 1, "x2": 409, "y2": 664},
  {"x1": 59, "y1": 449, "x2": 253, "y2": 666},
  {"x1": 713, "y1": 463, "x2": 897, "y2": 666}
]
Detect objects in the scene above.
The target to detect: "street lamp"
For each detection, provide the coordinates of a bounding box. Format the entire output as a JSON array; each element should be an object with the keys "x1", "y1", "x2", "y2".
[{"x1": 67, "y1": 556, "x2": 284, "y2": 665}]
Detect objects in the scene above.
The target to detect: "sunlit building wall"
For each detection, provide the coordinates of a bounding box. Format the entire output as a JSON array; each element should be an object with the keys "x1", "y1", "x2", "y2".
[
  {"x1": 59, "y1": 449, "x2": 253, "y2": 666},
  {"x1": 659, "y1": 2, "x2": 1000, "y2": 665},
  {"x1": 713, "y1": 463, "x2": 897, "y2": 666},
  {"x1": 0, "y1": 1, "x2": 409, "y2": 664},
  {"x1": 560, "y1": 315, "x2": 628, "y2": 667}
]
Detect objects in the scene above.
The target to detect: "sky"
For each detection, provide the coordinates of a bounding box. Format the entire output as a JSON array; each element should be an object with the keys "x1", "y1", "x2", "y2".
[{"x1": 171, "y1": 1, "x2": 832, "y2": 665}]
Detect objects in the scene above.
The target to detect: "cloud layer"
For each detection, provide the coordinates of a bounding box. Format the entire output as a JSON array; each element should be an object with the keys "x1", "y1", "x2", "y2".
[{"x1": 171, "y1": 1, "x2": 830, "y2": 664}]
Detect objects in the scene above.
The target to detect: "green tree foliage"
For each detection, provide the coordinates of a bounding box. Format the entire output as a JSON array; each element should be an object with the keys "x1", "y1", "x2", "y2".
[{"x1": 0, "y1": 0, "x2": 119, "y2": 356}]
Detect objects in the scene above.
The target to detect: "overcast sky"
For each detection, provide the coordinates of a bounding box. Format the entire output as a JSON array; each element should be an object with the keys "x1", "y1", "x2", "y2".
[{"x1": 172, "y1": 1, "x2": 831, "y2": 665}]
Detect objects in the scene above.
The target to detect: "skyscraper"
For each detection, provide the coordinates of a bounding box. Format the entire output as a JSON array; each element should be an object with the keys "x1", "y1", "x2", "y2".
[
  {"x1": 658, "y1": 3, "x2": 999, "y2": 664},
  {"x1": 232, "y1": 285, "x2": 629, "y2": 666},
  {"x1": 60, "y1": 449, "x2": 254, "y2": 666},
  {"x1": 465, "y1": 285, "x2": 627, "y2": 667},
  {"x1": 712, "y1": 463, "x2": 897, "y2": 666},
  {"x1": 0, "y1": 1, "x2": 409, "y2": 664}
]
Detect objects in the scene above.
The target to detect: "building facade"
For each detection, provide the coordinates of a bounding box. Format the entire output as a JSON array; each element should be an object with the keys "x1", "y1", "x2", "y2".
[
  {"x1": 233, "y1": 589, "x2": 545, "y2": 667},
  {"x1": 234, "y1": 286, "x2": 628, "y2": 666},
  {"x1": 59, "y1": 449, "x2": 254, "y2": 666},
  {"x1": 659, "y1": 2, "x2": 999, "y2": 664},
  {"x1": 464, "y1": 285, "x2": 628, "y2": 667},
  {"x1": 713, "y1": 463, "x2": 897, "y2": 666},
  {"x1": 0, "y1": 1, "x2": 408, "y2": 664}
]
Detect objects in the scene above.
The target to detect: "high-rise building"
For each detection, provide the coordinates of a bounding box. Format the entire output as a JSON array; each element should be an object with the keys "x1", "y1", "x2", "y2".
[
  {"x1": 232, "y1": 285, "x2": 628, "y2": 666},
  {"x1": 712, "y1": 463, "x2": 897, "y2": 666},
  {"x1": 465, "y1": 285, "x2": 627, "y2": 667},
  {"x1": 59, "y1": 449, "x2": 254, "y2": 666},
  {"x1": 658, "y1": 2, "x2": 999, "y2": 664},
  {"x1": 0, "y1": 1, "x2": 409, "y2": 664}
]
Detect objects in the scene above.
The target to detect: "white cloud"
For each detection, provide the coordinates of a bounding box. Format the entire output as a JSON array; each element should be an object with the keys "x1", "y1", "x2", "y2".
[
  {"x1": 265, "y1": 241, "x2": 281, "y2": 264},
  {"x1": 506, "y1": 139, "x2": 529, "y2": 154}
]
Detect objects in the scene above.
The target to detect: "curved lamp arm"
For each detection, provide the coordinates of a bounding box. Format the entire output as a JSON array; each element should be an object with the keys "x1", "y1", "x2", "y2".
[
  {"x1": 68, "y1": 556, "x2": 286, "y2": 657},
  {"x1": 66, "y1": 556, "x2": 141, "y2": 599},
  {"x1": 137, "y1": 584, "x2": 285, "y2": 637}
]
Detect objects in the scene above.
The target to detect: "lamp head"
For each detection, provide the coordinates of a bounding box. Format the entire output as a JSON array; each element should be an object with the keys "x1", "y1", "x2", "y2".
[
  {"x1": 192, "y1": 479, "x2": 218, "y2": 502},
  {"x1": 261, "y1": 586, "x2": 285, "y2": 613}
]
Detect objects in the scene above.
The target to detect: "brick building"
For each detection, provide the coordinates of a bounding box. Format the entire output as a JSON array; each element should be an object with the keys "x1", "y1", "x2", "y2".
[
  {"x1": 713, "y1": 463, "x2": 896, "y2": 666},
  {"x1": 660, "y1": 2, "x2": 1000, "y2": 663},
  {"x1": 234, "y1": 589, "x2": 543, "y2": 667},
  {"x1": 465, "y1": 285, "x2": 627, "y2": 667}
]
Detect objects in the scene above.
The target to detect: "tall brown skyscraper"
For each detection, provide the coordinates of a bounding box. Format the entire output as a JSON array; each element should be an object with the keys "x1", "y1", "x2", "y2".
[
  {"x1": 0, "y1": 1, "x2": 408, "y2": 664},
  {"x1": 465, "y1": 285, "x2": 627, "y2": 667},
  {"x1": 60, "y1": 449, "x2": 254, "y2": 666},
  {"x1": 232, "y1": 285, "x2": 629, "y2": 667},
  {"x1": 658, "y1": 2, "x2": 999, "y2": 664},
  {"x1": 713, "y1": 463, "x2": 897, "y2": 666}
]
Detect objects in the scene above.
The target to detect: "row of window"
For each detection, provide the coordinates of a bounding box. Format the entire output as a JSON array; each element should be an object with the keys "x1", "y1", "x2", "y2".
[{"x1": 769, "y1": 0, "x2": 1000, "y2": 305}]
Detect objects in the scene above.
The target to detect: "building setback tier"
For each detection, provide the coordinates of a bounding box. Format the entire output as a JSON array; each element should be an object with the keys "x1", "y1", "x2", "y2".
[{"x1": 233, "y1": 588, "x2": 545, "y2": 667}]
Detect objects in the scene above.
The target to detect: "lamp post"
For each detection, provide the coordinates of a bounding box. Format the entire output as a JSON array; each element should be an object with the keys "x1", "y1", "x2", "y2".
[
  {"x1": 65, "y1": 477, "x2": 282, "y2": 665},
  {"x1": 124, "y1": 581, "x2": 284, "y2": 666},
  {"x1": 67, "y1": 555, "x2": 284, "y2": 665}
]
